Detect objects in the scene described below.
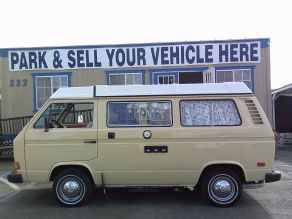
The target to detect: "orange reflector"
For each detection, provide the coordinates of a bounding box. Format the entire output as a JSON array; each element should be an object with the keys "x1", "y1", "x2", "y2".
[
  {"x1": 257, "y1": 162, "x2": 265, "y2": 167},
  {"x1": 13, "y1": 162, "x2": 20, "y2": 170}
]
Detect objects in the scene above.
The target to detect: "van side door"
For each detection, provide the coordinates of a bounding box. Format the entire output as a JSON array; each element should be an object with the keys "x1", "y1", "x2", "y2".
[{"x1": 95, "y1": 99, "x2": 179, "y2": 186}]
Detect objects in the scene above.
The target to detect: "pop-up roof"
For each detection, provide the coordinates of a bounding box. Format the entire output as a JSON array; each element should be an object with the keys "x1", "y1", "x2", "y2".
[{"x1": 50, "y1": 82, "x2": 252, "y2": 99}]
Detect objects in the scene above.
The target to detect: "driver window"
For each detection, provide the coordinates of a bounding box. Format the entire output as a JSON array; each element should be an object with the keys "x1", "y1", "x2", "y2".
[{"x1": 34, "y1": 102, "x2": 94, "y2": 129}]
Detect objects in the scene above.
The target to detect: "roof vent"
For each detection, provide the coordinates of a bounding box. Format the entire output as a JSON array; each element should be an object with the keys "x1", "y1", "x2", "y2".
[{"x1": 245, "y1": 100, "x2": 264, "y2": 125}]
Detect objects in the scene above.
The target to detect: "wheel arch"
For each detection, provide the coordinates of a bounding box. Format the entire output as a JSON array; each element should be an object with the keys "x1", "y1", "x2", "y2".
[
  {"x1": 197, "y1": 161, "x2": 246, "y2": 186},
  {"x1": 49, "y1": 162, "x2": 95, "y2": 185}
]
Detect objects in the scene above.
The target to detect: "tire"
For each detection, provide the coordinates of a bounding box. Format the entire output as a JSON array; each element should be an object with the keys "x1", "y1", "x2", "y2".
[
  {"x1": 52, "y1": 168, "x2": 92, "y2": 207},
  {"x1": 201, "y1": 168, "x2": 242, "y2": 207}
]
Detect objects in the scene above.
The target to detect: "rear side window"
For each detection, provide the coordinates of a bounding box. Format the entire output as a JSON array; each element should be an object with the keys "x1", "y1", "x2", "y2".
[
  {"x1": 107, "y1": 101, "x2": 172, "y2": 127},
  {"x1": 180, "y1": 100, "x2": 241, "y2": 126}
]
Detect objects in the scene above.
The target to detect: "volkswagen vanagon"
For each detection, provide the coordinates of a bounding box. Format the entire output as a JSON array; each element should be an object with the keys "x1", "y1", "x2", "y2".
[{"x1": 8, "y1": 82, "x2": 281, "y2": 207}]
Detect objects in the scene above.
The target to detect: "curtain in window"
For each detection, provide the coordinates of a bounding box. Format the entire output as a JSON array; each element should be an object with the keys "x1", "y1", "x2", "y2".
[{"x1": 181, "y1": 100, "x2": 241, "y2": 126}]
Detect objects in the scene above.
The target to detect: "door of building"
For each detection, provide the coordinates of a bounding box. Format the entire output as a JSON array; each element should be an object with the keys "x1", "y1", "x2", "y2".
[{"x1": 179, "y1": 72, "x2": 203, "y2": 84}]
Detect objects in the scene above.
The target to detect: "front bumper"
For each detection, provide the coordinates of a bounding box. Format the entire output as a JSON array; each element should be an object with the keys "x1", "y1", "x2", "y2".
[
  {"x1": 7, "y1": 173, "x2": 23, "y2": 183},
  {"x1": 265, "y1": 171, "x2": 281, "y2": 183}
]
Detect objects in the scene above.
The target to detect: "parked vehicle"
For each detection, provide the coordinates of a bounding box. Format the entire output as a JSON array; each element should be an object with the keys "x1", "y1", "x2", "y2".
[{"x1": 8, "y1": 82, "x2": 281, "y2": 207}]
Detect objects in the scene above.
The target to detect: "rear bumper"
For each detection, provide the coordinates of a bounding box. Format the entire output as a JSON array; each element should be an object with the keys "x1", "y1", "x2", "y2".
[
  {"x1": 243, "y1": 182, "x2": 264, "y2": 189},
  {"x1": 7, "y1": 173, "x2": 23, "y2": 183},
  {"x1": 265, "y1": 171, "x2": 281, "y2": 183}
]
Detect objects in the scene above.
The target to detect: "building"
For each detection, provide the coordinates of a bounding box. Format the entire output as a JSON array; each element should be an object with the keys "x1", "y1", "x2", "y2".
[
  {"x1": 0, "y1": 38, "x2": 272, "y2": 123},
  {"x1": 272, "y1": 84, "x2": 292, "y2": 132}
]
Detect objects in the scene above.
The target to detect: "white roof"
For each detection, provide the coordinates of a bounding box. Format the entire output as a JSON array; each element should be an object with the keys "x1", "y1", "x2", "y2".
[
  {"x1": 271, "y1": 83, "x2": 292, "y2": 95},
  {"x1": 51, "y1": 86, "x2": 94, "y2": 99},
  {"x1": 50, "y1": 82, "x2": 252, "y2": 99}
]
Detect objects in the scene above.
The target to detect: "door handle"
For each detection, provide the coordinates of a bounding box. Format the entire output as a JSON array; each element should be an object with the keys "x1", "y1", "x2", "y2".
[{"x1": 84, "y1": 140, "x2": 97, "y2": 144}]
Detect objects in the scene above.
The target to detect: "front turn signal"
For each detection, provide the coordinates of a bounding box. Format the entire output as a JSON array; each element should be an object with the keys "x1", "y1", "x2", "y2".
[{"x1": 13, "y1": 162, "x2": 20, "y2": 170}]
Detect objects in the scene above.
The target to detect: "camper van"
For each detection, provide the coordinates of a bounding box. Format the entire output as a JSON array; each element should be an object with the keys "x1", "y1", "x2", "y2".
[{"x1": 8, "y1": 82, "x2": 281, "y2": 207}]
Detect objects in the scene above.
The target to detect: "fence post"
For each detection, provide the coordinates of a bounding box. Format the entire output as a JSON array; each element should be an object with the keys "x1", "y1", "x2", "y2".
[{"x1": 0, "y1": 119, "x2": 3, "y2": 146}]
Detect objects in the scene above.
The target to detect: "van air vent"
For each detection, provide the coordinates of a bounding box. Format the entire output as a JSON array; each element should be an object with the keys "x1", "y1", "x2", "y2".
[{"x1": 245, "y1": 100, "x2": 264, "y2": 125}]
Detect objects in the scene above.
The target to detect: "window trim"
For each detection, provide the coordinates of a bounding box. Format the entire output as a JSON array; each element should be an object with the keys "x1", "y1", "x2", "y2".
[
  {"x1": 106, "y1": 100, "x2": 173, "y2": 128},
  {"x1": 105, "y1": 70, "x2": 146, "y2": 85},
  {"x1": 215, "y1": 66, "x2": 255, "y2": 92},
  {"x1": 179, "y1": 99, "x2": 242, "y2": 127},
  {"x1": 32, "y1": 72, "x2": 72, "y2": 112}
]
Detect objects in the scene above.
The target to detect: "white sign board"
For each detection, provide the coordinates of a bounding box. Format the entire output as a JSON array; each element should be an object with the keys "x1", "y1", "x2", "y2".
[{"x1": 8, "y1": 42, "x2": 260, "y2": 71}]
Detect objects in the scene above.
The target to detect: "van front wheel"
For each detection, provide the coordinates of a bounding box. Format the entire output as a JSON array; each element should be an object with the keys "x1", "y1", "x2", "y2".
[
  {"x1": 201, "y1": 169, "x2": 242, "y2": 207},
  {"x1": 53, "y1": 168, "x2": 92, "y2": 207}
]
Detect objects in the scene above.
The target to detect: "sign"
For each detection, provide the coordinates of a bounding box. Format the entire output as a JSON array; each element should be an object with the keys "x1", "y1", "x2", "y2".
[{"x1": 9, "y1": 42, "x2": 260, "y2": 71}]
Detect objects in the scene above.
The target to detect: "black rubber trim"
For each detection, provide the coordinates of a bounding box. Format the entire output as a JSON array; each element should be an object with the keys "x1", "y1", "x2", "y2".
[
  {"x1": 7, "y1": 173, "x2": 23, "y2": 183},
  {"x1": 265, "y1": 171, "x2": 281, "y2": 183}
]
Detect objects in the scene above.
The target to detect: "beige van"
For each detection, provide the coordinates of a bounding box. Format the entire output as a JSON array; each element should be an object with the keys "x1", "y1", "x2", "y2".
[{"x1": 8, "y1": 82, "x2": 281, "y2": 207}]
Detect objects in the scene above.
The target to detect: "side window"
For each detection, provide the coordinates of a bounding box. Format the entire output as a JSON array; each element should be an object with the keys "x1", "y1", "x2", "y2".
[
  {"x1": 62, "y1": 103, "x2": 94, "y2": 127},
  {"x1": 180, "y1": 100, "x2": 241, "y2": 126},
  {"x1": 34, "y1": 102, "x2": 94, "y2": 129},
  {"x1": 34, "y1": 103, "x2": 66, "y2": 129},
  {"x1": 107, "y1": 101, "x2": 172, "y2": 127}
]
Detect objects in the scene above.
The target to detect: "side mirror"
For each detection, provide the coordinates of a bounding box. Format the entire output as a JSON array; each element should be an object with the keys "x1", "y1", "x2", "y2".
[{"x1": 44, "y1": 117, "x2": 49, "y2": 132}]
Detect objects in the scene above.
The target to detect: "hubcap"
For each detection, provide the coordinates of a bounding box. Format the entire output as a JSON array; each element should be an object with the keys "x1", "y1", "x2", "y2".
[
  {"x1": 213, "y1": 179, "x2": 232, "y2": 198},
  {"x1": 57, "y1": 176, "x2": 85, "y2": 204},
  {"x1": 63, "y1": 180, "x2": 81, "y2": 198},
  {"x1": 209, "y1": 175, "x2": 237, "y2": 204}
]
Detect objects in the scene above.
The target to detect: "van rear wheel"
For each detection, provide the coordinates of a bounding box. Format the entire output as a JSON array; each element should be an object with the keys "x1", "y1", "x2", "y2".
[
  {"x1": 53, "y1": 168, "x2": 92, "y2": 207},
  {"x1": 201, "y1": 168, "x2": 242, "y2": 207}
]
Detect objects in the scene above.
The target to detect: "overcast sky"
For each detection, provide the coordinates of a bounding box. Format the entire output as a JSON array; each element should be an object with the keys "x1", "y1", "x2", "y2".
[{"x1": 0, "y1": 0, "x2": 290, "y2": 89}]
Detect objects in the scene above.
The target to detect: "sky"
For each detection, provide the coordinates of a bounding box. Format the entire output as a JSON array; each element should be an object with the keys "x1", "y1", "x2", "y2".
[{"x1": 0, "y1": 0, "x2": 290, "y2": 89}]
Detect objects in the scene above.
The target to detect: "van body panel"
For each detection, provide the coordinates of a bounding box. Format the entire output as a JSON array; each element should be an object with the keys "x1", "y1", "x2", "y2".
[
  {"x1": 12, "y1": 129, "x2": 28, "y2": 180},
  {"x1": 25, "y1": 128, "x2": 98, "y2": 180},
  {"x1": 85, "y1": 98, "x2": 178, "y2": 185},
  {"x1": 11, "y1": 86, "x2": 277, "y2": 189},
  {"x1": 95, "y1": 133, "x2": 178, "y2": 185},
  {"x1": 49, "y1": 162, "x2": 96, "y2": 181},
  {"x1": 23, "y1": 99, "x2": 98, "y2": 181}
]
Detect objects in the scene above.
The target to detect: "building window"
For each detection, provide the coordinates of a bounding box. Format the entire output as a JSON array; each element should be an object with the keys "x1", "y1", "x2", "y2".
[
  {"x1": 216, "y1": 68, "x2": 253, "y2": 90},
  {"x1": 158, "y1": 75, "x2": 175, "y2": 84},
  {"x1": 180, "y1": 100, "x2": 241, "y2": 126},
  {"x1": 107, "y1": 71, "x2": 145, "y2": 85},
  {"x1": 150, "y1": 67, "x2": 209, "y2": 84},
  {"x1": 109, "y1": 73, "x2": 142, "y2": 85},
  {"x1": 33, "y1": 73, "x2": 71, "y2": 111}
]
